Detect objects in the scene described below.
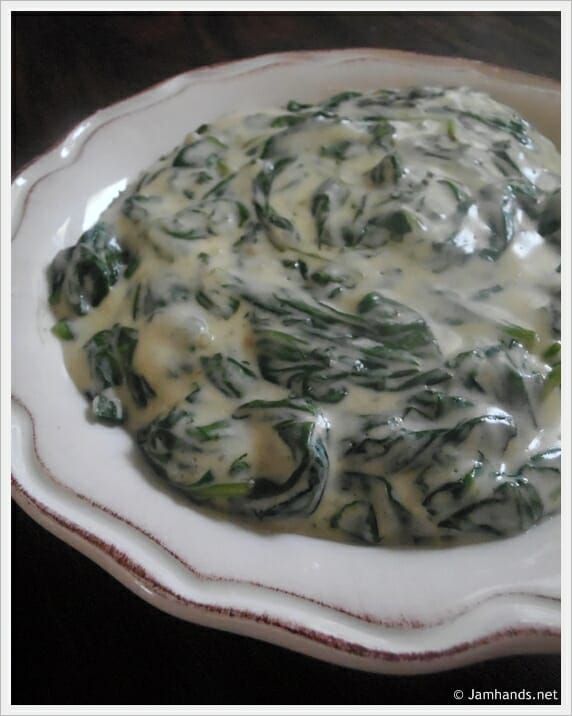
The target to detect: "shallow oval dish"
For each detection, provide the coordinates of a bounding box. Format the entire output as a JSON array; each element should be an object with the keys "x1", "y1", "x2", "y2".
[{"x1": 12, "y1": 49, "x2": 561, "y2": 674}]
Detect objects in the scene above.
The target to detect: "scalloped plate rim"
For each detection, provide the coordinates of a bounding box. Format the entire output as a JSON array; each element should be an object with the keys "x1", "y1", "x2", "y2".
[{"x1": 11, "y1": 48, "x2": 561, "y2": 675}]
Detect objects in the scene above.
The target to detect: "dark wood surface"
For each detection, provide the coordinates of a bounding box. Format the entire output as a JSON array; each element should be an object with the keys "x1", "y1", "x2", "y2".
[{"x1": 12, "y1": 11, "x2": 561, "y2": 706}]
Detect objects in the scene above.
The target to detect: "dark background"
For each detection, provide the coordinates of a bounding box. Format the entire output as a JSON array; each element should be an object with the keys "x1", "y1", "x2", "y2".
[{"x1": 12, "y1": 11, "x2": 561, "y2": 706}]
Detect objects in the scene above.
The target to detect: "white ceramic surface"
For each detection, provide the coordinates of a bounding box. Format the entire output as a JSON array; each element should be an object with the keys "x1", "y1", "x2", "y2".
[{"x1": 12, "y1": 49, "x2": 561, "y2": 674}]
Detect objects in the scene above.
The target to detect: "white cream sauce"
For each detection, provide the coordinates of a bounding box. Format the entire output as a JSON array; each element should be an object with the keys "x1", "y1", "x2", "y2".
[{"x1": 49, "y1": 87, "x2": 561, "y2": 545}]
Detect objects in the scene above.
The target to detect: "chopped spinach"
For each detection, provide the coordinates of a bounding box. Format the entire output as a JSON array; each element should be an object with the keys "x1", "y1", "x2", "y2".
[{"x1": 47, "y1": 85, "x2": 560, "y2": 545}]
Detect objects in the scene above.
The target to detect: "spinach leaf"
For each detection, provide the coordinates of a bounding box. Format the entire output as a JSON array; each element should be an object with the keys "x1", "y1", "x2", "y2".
[
  {"x1": 134, "y1": 281, "x2": 194, "y2": 320},
  {"x1": 201, "y1": 353, "x2": 256, "y2": 398},
  {"x1": 310, "y1": 180, "x2": 349, "y2": 246},
  {"x1": 92, "y1": 392, "x2": 125, "y2": 425},
  {"x1": 544, "y1": 363, "x2": 561, "y2": 395},
  {"x1": 404, "y1": 389, "x2": 473, "y2": 420},
  {"x1": 457, "y1": 110, "x2": 532, "y2": 146},
  {"x1": 519, "y1": 448, "x2": 560, "y2": 485},
  {"x1": 501, "y1": 324, "x2": 538, "y2": 351},
  {"x1": 138, "y1": 396, "x2": 329, "y2": 518},
  {"x1": 345, "y1": 413, "x2": 515, "y2": 474},
  {"x1": 195, "y1": 284, "x2": 240, "y2": 319},
  {"x1": 449, "y1": 343, "x2": 544, "y2": 424},
  {"x1": 270, "y1": 114, "x2": 308, "y2": 128},
  {"x1": 480, "y1": 188, "x2": 517, "y2": 260},
  {"x1": 229, "y1": 453, "x2": 250, "y2": 475},
  {"x1": 319, "y1": 141, "x2": 352, "y2": 161},
  {"x1": 252, "y1": 158, "x2": 300, "y2": 249},
  {"x1": 48, "y1": 223, "x2": 130, "y2": 315},
  {"x1": 240, "y1": 288, "x2": 443, "y2": 403},
  {"x1": 84, "y1": 324, "x2": 155, "y2": 416},
  {"x1": 352, "y1": 210, "x2": 420, "y2": 248},
  {"x1": 330, "y1": 500, "x2": 379, "y2": 544},
  {"x1": 368, "y1": 119, "x2": 395, "y2": 149},
  {"x1": 51, "y1": 319, "x2": 75, "y2": 341},
  {"x1": 321, "y1": 91, "x2": 362, "y2": 110},
  {"x1": 330, "y1": 471, "x2": 411, "y2": 544},
  {"x1": 286, "y1": 100, "x2": 312, "y2": 112},
  {"x1": 233, "y1": 398, "x2": 330, "y2": 518},
  {"x1": 173, "y1": 137, "x2": 226, "y2": 168},
  {"x1": 122, "y1": 194, "x2": 162, "y2": 222},
  {"x1": 369, "y1": 154, "x2": 402, "y2": 185},
  {"x1": 538, "y1": 189, "x2": 561, "y2": 246},
  {"x1": 439, "y1": 477, "x2": 543, "y2": 536},
  {"x1": 138, "y1": 405, "x2": 235, "y2": 488},
  {"x1": 437, "y1": 179, "x2": 472, "y2": 209},
  {"x1": 422, "y1": 458, "x2": 484, "y2": 518}
]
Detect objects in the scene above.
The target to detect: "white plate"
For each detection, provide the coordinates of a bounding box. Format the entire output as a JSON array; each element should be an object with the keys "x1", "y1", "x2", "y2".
[{"x1": 12, "y1": 49, "x2": 561, "y2": 675}]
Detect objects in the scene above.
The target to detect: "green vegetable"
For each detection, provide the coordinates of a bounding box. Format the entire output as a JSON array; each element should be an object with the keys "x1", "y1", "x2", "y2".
[
  {"x1": 234, "y1": 398, "x2": 329, "y2": 518},
  {"x1": 195, "y1": 285, "x2": 240, "y2": 319},
  {"x1": 543, "y1": 341, "x2": 561, "y2": 363},
  {"x1": 160, "y1": 206, "x2": 209, "y2": 240},
  {"x1": 352, "y1": 210, "x2": 419, "y2": 248},
  {"x1": 51, "y1": 319, "x2": 74, "y2": 341},
  {"x1": 480, "y1": 189, "x2": 517, "y2": 260},
  {"x1": 404, "y1": 389, "x2": 473, "y2": 420},
  {"x1": 457, "y1": 110, "x2": 531, "y2": 146},
  {"x1": 92, "y1": 393, "x2": 125, "y2": 425},
  {"x1": 438, "y1": 179, "x2": 471, "y2": 209},
  {"x1": 330, "y1": 500, "x2": 379, "y2": 544},
  {"x1": 310, "y1": 180, "x2": 349, "y2": 246},
  {"x1": 203, "y1": 172, "x2": 236, "y2": 199},
  {"x1": 138, "y1": 396, "x2": 329, "y2": 518},
  {"x1": 345, "y1": 413, "x2": 515, "y2": 475},
  {"x1": 471, "y1": 285, "x2": 503, "y2": 301},
  {"x1": 369, "y1": 154, "x2": 402, "y2": 185},
  {"x1": 311, "y1": 192, "x2": 330, "y2": 245},
  {"x1": 519, "y1": 448, "x2": 561, "y2": 501},
  {"x1": 46, "y1": 86, "x2": 560, "y2": 545},
  {"x1": 173, "y1": 137, "x2": 226, "y2": 168},
  {"x1": 446, "y1": 119, "x2": 457, "y2": 141},
  {"x1": 135, "y1": 281, "x2": 194, "y2": 320},
  {"x1": 201, "y1": 353, "x2": 256, "y2": 398},
  {"x1": 502, "y1": 324, "x2": 538, "y2": 351},
  {"x1": 321, "y1": 91, "x2": 362, "y2": 109},
  {"x1": 286, "y1": 100, "x2": 312, "y2": 112},
  {"x1": 270, "y1": 114, "x2": 307, "y2": 128},
  {"x1": 439, "y1": 477, "x2": 542, "y2": 536},
  {"x1": 422, "y1": 459, "x2": 483, "y2": 518},
  {"x1": 253, "y1": 157, "x2": 295, "y2": 202},
  {"x1": 282, "y1": 258, "x2": 308, "y2": 281},
  {"x1": 124, "y1": 255, "x2": 140, "y2": 279},
  {"x1": 330, "y1": 469, "x2": 413, "y2": 544},
  {"x1": 239, "y1": 288, "x2": 444, "y2": 403},
  {"x1": 449, "y1": 343, "x2": 544, "y2": 424},
  {"x1": 251, "y1": 157, "x2": 301, "y2": 249},
  {"x1": 84, "y1": 324, "x2": 155, "y2": 414},
  {"x1": 544, "y1": 363, "x2": 561, "y2": 395},
  {"x1": 122, "y1": 194, "x2": 162, "y2": 222},
  {"x1": 48, "y1": 223, "x2": 129, "y2": 315},
  {"x1": 186, "y1": 477, "x2": 253, "y2": 499},
  {"x1": 319, "y1": 141, "x2": 352, "y2": 162},
  {"x1": 229, "y1": 454, "x2": 250, "y2": 475},
  {"x1": 258, "y1": 206, "x2": 300, "y2": 250},
  {"x1": 538, "y1": 189, "x2": 560, "y2": 245},
  {"x1": 368, "y1": 119, "x2": 395, "y2": 149}
]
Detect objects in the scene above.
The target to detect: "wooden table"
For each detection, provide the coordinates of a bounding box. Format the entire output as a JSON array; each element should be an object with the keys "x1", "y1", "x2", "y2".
[{"x1": 12, "y1": 10, "x2": 561, "y2": 706}]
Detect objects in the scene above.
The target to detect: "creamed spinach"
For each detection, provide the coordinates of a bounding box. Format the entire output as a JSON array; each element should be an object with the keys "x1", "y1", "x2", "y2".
[{"x1": 48, "y1": 87, "x2": 561, "y2": 545}]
